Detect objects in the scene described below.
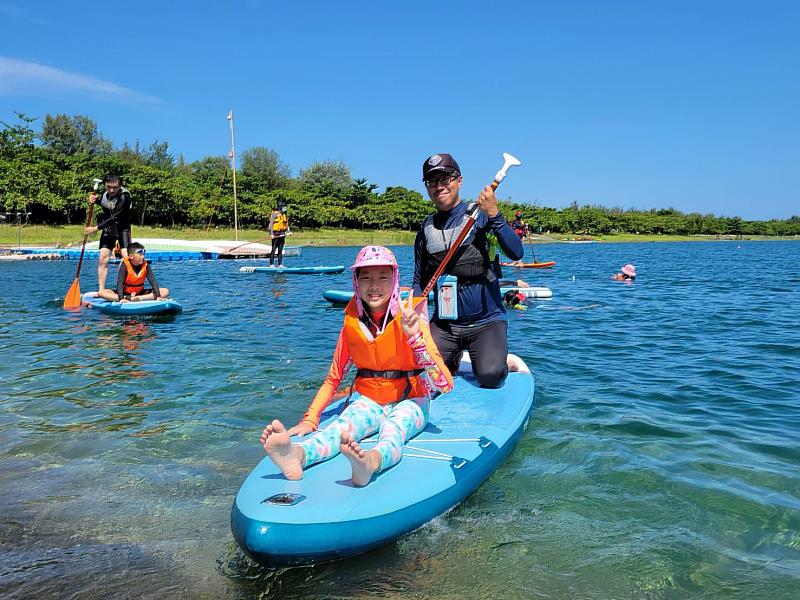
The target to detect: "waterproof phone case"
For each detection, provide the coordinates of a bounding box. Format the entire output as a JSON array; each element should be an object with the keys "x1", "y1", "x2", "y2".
[{"x1": 437, "y1": 275, "x2": 458, "y2": 320}]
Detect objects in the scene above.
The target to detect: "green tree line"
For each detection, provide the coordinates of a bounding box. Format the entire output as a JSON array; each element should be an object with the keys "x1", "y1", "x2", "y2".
[{"x1": 2, "y1": 112, "x2": 799, "y2": 236}]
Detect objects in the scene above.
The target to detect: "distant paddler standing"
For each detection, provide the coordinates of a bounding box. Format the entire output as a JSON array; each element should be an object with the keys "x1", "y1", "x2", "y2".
[
  {"x1": 268, "y1": 202, "x2": 291, "y2": 268},
  {"x1": 82, "y1": 174, "x2": 133, "y2": 292}
]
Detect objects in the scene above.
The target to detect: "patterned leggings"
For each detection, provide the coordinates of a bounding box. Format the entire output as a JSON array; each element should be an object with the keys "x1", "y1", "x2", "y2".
[{"x1": 298, "y1": 396, "x2": 429, "y2": 472}]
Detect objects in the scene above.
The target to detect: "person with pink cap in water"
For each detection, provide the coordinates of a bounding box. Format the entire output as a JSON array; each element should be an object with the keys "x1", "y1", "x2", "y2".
[
  {"x1": 260, "y1": 246, "x2": 453, "y2": 487},
  {"x1": 612, "y1": 264, "x2": 637, "y2": 281}
]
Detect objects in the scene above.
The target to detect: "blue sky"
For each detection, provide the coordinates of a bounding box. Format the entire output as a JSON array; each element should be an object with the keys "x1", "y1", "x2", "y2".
[{"x1": 1, "y1": 0, "x2": 798, "y2": 220}]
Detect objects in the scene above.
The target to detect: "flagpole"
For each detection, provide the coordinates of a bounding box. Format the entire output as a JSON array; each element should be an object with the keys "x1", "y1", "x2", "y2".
[{"x1": 227, "y1": 110, "x2": 239, "y2": 241}]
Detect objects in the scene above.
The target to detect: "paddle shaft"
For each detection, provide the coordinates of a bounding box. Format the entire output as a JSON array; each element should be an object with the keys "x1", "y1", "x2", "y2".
[
  {"x1": 226, "y1": 236, "x2": 272, "y2": 254},
  {"x1": 74, "y1": 203, "x2": 95, "y2": 280},
  {"x1": 420, "y1": 179, "x2": 502, "y2": 299}
]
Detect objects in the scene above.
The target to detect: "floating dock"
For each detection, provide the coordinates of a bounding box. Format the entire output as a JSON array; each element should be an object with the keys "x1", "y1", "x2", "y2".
[
  {"x1": 0, "y1": 252, "x2": 63, "y2": 262},
  {"x1": 7, "y1": 238, "x2": 301, "y2": 262}
]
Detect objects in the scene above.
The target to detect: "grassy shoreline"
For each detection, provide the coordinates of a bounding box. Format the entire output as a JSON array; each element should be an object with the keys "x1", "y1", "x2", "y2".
[{"x1": 0, "y1": 225, "x2": 796, "y2": 247}]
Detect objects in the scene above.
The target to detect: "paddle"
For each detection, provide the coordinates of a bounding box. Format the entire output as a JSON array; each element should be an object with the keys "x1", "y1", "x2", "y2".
[
  {"x1": 63, "y1": 178, "x2": 102, "y2": 309},
  {"x1": 224, "y1": 216, "x2": 292, "y2": 255},
  {"x1": 224, "y1": 235, "x2": 277, "y2": 255},
  {"x1": 418, "y1": 153, "x2": 522, "y2": 299},
  {"x1": 225, "y1": 237, "x2": 269, "y2": 254}
]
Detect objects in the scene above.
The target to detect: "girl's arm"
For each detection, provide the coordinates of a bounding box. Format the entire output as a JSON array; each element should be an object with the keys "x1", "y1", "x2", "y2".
[
  {"x1": 407, "y1": 323, "x2": 454, "y2": 395},
  {"x1": 401, "y1": 295, "x2": 453, "y2": 395},
  {"x1": 299, "y1": 328, "x2": 352, "y2": 430}
]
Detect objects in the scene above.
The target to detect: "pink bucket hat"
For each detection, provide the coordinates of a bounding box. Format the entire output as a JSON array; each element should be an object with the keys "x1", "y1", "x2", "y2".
[
  {"x1": 350, "y1": 246, "x2": 401, "y2": 325},
  {"x1": 621, "y1": 264, "x2": 637, "y2": 277}
]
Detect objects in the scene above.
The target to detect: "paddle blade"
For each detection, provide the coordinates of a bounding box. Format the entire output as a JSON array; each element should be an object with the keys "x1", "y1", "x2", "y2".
[{"x1": 63, "y1": 278, "x2": 82, "y2": 309}]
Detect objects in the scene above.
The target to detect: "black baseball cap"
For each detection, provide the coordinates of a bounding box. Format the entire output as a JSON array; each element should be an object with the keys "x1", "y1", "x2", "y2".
[{"x1": 422, "y1": 154, "x2": 461, "y2": 181}]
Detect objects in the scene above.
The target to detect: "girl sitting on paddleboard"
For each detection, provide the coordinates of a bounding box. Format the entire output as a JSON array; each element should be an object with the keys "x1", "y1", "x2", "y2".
[
  {"x1": 612, "y1": 264, "x2": 637, "y2": 281},
  {"x1": 261, "y1": 245, "x2": 453, "y2": 487},
  {"x1": 93, "y1": 242, "x2": 170, "y2": 302}
]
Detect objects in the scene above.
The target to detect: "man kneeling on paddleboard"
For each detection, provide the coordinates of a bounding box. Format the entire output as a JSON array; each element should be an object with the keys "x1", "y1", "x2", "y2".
[
  {"x1": 93, "y1": 242, "x2": 170, "y2": 303},
  {"x1": 412, "y1": 153, "x2": 524, "y2": 388},
  {"x1": 261, "y1": 246, "x2": 453, "y2": 487}
]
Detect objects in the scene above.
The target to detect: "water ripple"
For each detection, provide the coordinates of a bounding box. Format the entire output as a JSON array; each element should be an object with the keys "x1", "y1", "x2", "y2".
[{"x1": 1, "y1": 242, "x2": 799, "y2": 598}]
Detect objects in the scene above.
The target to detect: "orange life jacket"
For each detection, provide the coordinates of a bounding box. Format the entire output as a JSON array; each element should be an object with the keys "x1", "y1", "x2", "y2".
[
  {"x1": 122, "y1": 257, "x2": 148, "y2": 295},
  {"x1": 343, "y1": 298, "x2": 427, "y2": 404}
]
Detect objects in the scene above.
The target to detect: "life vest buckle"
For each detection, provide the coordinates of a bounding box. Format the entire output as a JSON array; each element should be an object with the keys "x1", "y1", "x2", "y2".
[{"x1": 355, "y1": 368, "x2": 424, "y2": 379}]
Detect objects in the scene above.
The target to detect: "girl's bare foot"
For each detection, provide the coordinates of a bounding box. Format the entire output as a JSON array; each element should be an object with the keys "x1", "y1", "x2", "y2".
[
  {"x1": 261, "y1": 420, "x2": 305, "y2": 480},
  {"x1": 340, "y1": 432, "x2": 381, "y2": 487}
]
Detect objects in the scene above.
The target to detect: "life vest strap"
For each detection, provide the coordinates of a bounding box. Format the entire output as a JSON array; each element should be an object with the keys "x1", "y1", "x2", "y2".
[
  {"x1": 345, "y1": 368, "x2": 425, "y2": 408},
  {"x1": 356, "y1": 368, "x2": 424, "y2": 379}
]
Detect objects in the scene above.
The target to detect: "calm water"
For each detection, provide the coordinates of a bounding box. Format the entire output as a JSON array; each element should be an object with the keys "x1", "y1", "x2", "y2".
[{"x1": 1, "y1": 241, "x2": 799, "y2": 599}]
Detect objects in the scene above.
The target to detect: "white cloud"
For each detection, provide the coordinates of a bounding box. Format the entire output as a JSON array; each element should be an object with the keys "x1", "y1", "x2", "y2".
[{"x1": 0, "y1": 56, "x2": 161, "y2": 104}]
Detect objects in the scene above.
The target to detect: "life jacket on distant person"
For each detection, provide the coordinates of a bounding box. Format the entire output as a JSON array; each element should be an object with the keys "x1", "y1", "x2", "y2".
[
  {"x1": 122, "y1": 257, "x2": 148, "y2": 295},
  {"x1": 272, "y1": 211, "x2": 289, "y2": 233},
  {"x1": 343, "y1": 298, "x2": 426, "y2": 404}
]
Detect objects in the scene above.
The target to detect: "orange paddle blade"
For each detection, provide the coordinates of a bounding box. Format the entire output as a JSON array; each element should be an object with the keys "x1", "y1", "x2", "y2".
[{"x1": 63, "y1": 278, "x2": 82, "y2": 309}]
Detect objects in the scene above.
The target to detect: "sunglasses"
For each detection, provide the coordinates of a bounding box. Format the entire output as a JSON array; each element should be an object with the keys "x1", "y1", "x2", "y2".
[
  {"x1": 424, "y1": 175, "x2": 457, "y2": 188},
  {"x1": 133, "y1": 249, "x2": 146, "y2": 255}
]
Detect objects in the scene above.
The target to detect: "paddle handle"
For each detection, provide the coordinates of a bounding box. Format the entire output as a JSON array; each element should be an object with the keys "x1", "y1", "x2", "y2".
[
  {"x1": 419, "y1": 179, "x2": 503, "y2": 299},
  {"x1": 74, "y1": 202, "x2": 95, "y2": 280}
]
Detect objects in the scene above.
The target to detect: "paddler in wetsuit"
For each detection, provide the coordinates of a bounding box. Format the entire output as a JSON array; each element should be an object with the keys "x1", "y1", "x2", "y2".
[
  {"x1": 260, "y1": 246, "x2": 453, "y2": 487},
  {"x1": 82, "y1": 174, "x2": 134, "y2": 292},
  {"x1": 96, "y1": 242, "x2": 170, "y2": 302}
]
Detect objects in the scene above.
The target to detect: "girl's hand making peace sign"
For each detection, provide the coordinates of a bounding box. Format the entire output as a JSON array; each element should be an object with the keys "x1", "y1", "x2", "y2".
[{"x1": 401, "y1": 293, "x2": 421, "y2": 338}]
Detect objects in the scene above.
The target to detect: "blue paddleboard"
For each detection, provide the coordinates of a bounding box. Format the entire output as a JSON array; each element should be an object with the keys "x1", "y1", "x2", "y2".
[
  {"x1": 322, "y1": 286, "x2": 552, "y2": 305},
  {"x1": 81, "y1": 293, "x2": 183, "y2": 316},
  {"x1": 240, "y1": 265, "x2": 345, "y2": 275},
  {"x1": 231, "y1": 354, "x2": 534, "y2": 567}
]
